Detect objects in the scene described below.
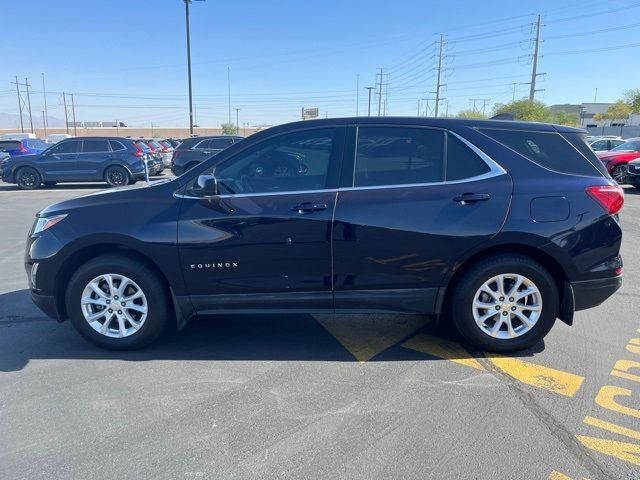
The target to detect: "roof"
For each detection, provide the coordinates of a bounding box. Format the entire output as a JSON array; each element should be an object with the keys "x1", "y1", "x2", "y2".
[{"x1": 264, "y1": 116, "x2": 585, "y2": 134}]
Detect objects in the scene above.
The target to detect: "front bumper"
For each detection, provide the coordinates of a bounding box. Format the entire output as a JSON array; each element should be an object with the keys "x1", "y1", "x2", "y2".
[
  {"x1": 571, "y1": 275, "x2": 622, "y2": 311},
  {"x1": 31, "y1": 291, "x2": 63, "y2": 321}
]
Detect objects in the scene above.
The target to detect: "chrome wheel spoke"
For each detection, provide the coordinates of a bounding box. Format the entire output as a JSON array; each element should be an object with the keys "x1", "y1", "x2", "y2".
[
  {"x1": 122, "y1": 290, "x2": 143, "y2": 302},
  {"x1": 88, "y1": 281, "x2": 108, "y2": 299},
  {"x1": 514, "y1": 310, "x2": 534, "y2": 328},
  {"x1": 82, "y1": 295, "x2": 107, "y2": 307},
  {"x1": 100, "y1": 314, "x2": 115, "y2": 334},
  {"x1": 126, "y1": 303, "x2": 146, "y2": 314},
  {"x1": 507, "y1": 275, "x2": 524, "y2": 297},
  {"x1": 117, "y1": 316, "x2": 127, "y2": 337}
]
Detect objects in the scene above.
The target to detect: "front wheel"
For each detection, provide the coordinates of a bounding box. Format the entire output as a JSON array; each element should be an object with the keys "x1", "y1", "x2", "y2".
[
  {"x1": 65, "y1": 255, "x2": 170, "y2": 349},
  {"x1": 15, "y1": 167, "x2": 41, "y2": 190},
  {"x1": 105, "y1": 165, "x2": 130, "y2": 187},
  {"x1": 451, "y1": 254, "x2": 559, "y2": 353}
]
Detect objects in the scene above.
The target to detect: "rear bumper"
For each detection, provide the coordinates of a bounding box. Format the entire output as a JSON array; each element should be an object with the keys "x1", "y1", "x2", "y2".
[
  {"x1": 31, "y1": 291, "x2": 63, "y2": 321},
  {"x1": 571, "y1": 276, "x2": 622, "y2": 311}
]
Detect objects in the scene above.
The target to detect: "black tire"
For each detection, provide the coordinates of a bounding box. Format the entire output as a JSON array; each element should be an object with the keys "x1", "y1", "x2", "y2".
[
  {"x1": 15, "y1": 167, "x2": 41, "y2": 190},
  {"x1": 65, "y1": 254, "x2": 170, "y2": 349},
  {"x1": 451, "y1": 254, "x2": 559, "y2": 353},
  {"x1": 105, "y1": 165, "x2": 130, "y2": 187}
]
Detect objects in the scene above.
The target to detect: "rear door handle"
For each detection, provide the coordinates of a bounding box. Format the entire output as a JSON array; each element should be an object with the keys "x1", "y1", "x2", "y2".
[
  {"x1": 291, "y1": 202, "x2": 328, "y2": 214},
  {"x1": 453, "y1": 193, "x2": 491, "y2": 204}
]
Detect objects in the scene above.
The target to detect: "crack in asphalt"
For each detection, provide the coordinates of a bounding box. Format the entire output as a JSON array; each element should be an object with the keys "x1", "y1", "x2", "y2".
[{"x1": 474, "y1": 353, "x2": 615, "y2": 480}]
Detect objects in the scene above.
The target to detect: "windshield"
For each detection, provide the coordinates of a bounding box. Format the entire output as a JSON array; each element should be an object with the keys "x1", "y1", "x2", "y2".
[{"x1": 611, "y1": 140, "x2": 640, "y2": 152}]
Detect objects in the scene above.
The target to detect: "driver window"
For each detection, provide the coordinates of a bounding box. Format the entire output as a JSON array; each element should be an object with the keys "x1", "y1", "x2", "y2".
[{"x1": 213, "y1": 128, "x2": 337, "y2": 195}]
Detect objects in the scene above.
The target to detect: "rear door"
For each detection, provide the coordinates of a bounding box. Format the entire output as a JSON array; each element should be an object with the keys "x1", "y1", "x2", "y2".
[
  {"x1": 332, "y1": 125, "x2": 512, "y2": 313},
  {"x1": 78, "y1": 139, "x2": 112, "y2": 180}
]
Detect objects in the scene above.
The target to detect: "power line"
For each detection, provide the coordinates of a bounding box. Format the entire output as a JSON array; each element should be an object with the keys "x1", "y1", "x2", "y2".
[
  {"x1": 545, "y1": 1, "x2": 640, "y2": 23},
  {"x1": 546, "y1": 42, "x2": 640, "y2": 55}
]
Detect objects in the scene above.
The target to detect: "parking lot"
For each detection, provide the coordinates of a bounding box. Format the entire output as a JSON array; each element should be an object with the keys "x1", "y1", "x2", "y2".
[{"x1": 0, "y1": 181, "x2": 639, "y2": 480}]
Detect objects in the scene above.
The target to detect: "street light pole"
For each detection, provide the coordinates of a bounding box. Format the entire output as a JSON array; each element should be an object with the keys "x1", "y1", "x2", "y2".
[
  {"x1": 184, "y1": 0, "x2": 194, "y2": 136},
  {"x1": 365, "y1": 87, "x2": 374, "y2": 117},
  {"x1": 234, "y1": 108, "x2": 240, "y2": 134}
]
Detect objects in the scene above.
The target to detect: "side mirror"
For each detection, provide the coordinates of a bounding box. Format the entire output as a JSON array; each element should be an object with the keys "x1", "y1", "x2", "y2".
[{"x1": 192, "y1": 174, "x2": 219, "y2": 196}]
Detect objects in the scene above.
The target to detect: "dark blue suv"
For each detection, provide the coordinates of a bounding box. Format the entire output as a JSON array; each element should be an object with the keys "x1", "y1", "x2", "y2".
[
  {"x1": 24, "y1": 118, "x2": 623, "y2": 352},
  {"x1": 1, "y1": 137, "x2": 147, "y2": 189}
]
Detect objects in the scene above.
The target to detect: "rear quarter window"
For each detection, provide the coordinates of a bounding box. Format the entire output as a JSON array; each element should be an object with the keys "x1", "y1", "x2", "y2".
[{"x1": 479, "y1": 128, "x2": 602, "y2": 177}]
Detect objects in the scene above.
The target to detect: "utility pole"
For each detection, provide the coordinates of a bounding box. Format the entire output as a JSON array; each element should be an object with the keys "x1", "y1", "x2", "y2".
[
  {"x1": 41, "y1": 73, "x2": 48, "y2": 130},
  {"x1": 184, "y1": 0, "x2": 194, "y2": 136},
  {"x1": 234, "y1": 107, "x2": 240, "y2": 134},
  {"x1": 529, "y1": 14, "x2": 542, "y2": 102},
  {"x1": 12, "y1": 76, "x2": 24, "y2": 133},
  {"x1": 42, "y1": 111, "x2": 47, "y2": 137},
  {"x1": 365, "y1": 87, "x2": 374, "y2": 116},
  {"x1": 434, "y1": 34, "x2": 445, "y2": 117},
  {"x1": 376, "y1": 68, "x2": 383, "y2": 116},
  {"x1": 116, "y1": 120, "x2": 119, "y2": 136},
  {"x1": 356, "y1": 73, "x2": 359, "y2": 116},
  {"x1": 469, "y1": 98, "x2": 491, "y2": 116},
  {"x1": 417, "y1": 99, "x2": 421, "y2": 117},
  {"x1": 512, "y1": 83, "x2": 517, "y2": 102},
  {"x1": 227, "y1": 66, "x2": 231, "y2": 124},
  {"x1": 71, "y1": 93, "x2": 77, "y2": 136},
  {"x1": 62, "y1": 92, "x2": 69, "y2": 134},
  {"x1": 594, "y1": 88, "x2": 598, "y2": 103},
  {"x1": 25, "y1": 78, "x2": 34, "y2": 133}
]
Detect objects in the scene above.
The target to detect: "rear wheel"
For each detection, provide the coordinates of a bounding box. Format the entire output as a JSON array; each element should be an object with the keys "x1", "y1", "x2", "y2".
[
  {"x1": 105, "y1": 165, "x2": 130, "y2": 187},
  {"x1": 66, "y1": 254, "x2": 169, "y2": 349},
  {"x1": 451, "y1": 254, "x2": 558, "y2": 352},
  {"x1": 15, "y1": 167, "x2": 41, "y2": 190}
]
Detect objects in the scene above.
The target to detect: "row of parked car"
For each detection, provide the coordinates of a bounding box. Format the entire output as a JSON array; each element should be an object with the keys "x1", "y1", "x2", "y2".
[{"x1": 0, "y1": 135, "x2": 245, "y2": 189}]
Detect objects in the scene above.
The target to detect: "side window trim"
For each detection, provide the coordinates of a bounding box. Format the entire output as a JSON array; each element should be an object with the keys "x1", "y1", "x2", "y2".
[{"x1": 348, "y1": 125, "x2": 504, "y2": 189}]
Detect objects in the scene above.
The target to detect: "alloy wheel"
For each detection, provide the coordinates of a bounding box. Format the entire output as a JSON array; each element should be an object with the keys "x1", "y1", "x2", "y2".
[
  {"x1": 472, "y1": 273, "x2": 542, "y2": 339},
  {"x1": 80, "y1": 273, "x2": 148, "y2": 338},
  {"x1": 611, "y1": 164, "x2": 628, "y2": 184}
]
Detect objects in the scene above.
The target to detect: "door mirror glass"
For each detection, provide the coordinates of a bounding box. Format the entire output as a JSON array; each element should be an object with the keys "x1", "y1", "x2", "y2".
[{"x1": 191, "y1": 174, "x2": 219, "y2": 197}]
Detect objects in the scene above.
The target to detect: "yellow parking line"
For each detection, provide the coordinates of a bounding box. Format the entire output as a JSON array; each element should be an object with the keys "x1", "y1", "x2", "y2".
[
  {"x1": 548, "y1": 472, "x2": 573, "y2": 480},
  {"x1": 402, "y1": 334, "x2": 584, "y2": 397},
  {"x1": 315, "y1": 315, "x2": 430, "y2": 362}
]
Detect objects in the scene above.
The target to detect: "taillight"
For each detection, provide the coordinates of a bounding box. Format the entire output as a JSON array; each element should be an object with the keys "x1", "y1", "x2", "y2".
[
  {"x1": 586, "y1": 185, "x2": 624, "y2": 215},
  {"x1": 133, "y1": 146, "x2": 144, "y2": 157},
  {"x1": 19, "y1": 144, "x2": 28, "y2": 153}
]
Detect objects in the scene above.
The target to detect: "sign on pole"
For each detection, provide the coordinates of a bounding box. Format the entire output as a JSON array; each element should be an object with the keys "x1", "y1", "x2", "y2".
[{"x1": 301, "y1": 107, "x2": 319, "y2": 120}]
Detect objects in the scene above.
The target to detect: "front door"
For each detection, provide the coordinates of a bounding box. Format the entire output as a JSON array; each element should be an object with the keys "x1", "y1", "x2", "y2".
[
  {"x1": 332, "y1": 126, "x2": 512, "y2": 313},
  {"x1": 38, "y1": 139, "x2": 81, "y2": 182},
  {"x1": 178, "y1": 127, "x2": 345, "y2": 313}
]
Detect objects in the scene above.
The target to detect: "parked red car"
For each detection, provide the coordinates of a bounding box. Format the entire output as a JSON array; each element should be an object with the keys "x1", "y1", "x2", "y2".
[{"x1": 596, "y1": 138, "x2": 640, "y2": 183}]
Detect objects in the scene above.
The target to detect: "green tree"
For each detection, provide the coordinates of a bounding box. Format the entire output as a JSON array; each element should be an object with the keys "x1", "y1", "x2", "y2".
[
  {"x1": 623, "y1": 89, "x2": 640, "y2": 113},
  {"x1": 221, "y1": 122, "x2": 237, "y2": 135},
  {"x1": 552, "y1": 110, "x2": 579, "y2": 126},
  {"x1": 492, "y1": 99, "x2": 553, "y2": 122},
  {"x1": 593, "y1": 101, "x2": 632, "y2": 124},
  {"x1": 456, "y1": 109, "x2": 487, "y2": 119}
]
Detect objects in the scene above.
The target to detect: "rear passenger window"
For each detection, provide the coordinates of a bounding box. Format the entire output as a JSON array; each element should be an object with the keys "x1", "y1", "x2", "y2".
[
  {"x1": 109, "y1": 140, "x2": 126, "y2": 151},
  {"x1": 479, "y1": 129, "x2": 600, "y2": 177},
  {"x1": 82, "y1": 140, "x2": 110, "y2": 153},
  {"x1": 355, "y1": 127, "x2": 444, "y2": 187},
  {"x1": 562, "y1": 132, "x2": 610, "y2": 178},
  {"x1": 0, "y1": 141, "x2": 21, "y2": 151},
  {"x1": 446, "y1": 134, "x2": 491, "y2": 181}
]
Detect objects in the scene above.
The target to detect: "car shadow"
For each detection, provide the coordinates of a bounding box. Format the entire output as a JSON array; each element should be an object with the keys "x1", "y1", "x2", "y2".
[{"x1": 0, "y1": 289, "x2": 545, "y2": 372}]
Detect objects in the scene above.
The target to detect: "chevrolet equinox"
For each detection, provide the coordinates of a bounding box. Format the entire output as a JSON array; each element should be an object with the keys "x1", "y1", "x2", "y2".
[{"x1": 25, "y1": 117, "x2": 623, "y2": 352}]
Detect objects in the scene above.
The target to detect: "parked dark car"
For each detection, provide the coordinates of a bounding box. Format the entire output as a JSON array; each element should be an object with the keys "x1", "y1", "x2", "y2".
[
  {"x1": 132, "y1": 140, "x2": 162, "y2": 176},
  {"x1": 1, "y1": 137, "x2": 147, "y2": 189},
  {"x1": 25, "y1": 117, "x2": 622, "y2": 352},
  {"x1": 0, "y1": 138, "x2": 48, "y2": 157},
  {"x1": 170, "y1": 135, "x2": 243, "y2": 176}
]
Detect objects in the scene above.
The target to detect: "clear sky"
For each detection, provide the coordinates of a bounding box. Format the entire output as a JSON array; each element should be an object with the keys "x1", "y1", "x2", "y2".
[{"x1": 2, "y1": 0, "x2": 640, "y2": 127}]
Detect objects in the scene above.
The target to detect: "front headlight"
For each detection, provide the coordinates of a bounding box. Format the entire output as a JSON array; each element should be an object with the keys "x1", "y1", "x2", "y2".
[{"x1": 33, "y1": 214, "x2": 67, "y2": 234}]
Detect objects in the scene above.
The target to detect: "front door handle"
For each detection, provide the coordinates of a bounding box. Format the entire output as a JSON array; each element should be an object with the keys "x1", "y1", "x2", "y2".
[
  {"x1": 291, "y1": 202, "x2": 328, "y2": 214},
  {"x1": 453, "y1": 193, "x2": 491, "y2": 205}
]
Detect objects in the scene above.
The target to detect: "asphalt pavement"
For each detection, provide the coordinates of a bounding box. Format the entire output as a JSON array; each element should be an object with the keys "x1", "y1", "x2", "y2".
[{"x1": 1, "y1": 180, "x2": 639, "y2": 480}]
